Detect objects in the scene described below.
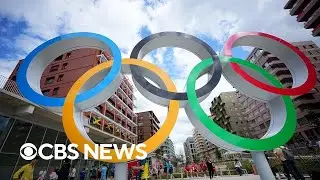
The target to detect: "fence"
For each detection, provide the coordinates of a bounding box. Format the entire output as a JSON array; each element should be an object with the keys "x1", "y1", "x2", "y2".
[{"x1": 0, "y1": 75, "x2": 23, "y2": 97}]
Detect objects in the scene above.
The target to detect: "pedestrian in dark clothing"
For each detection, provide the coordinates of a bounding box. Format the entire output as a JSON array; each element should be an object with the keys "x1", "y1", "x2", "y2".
[
  {"x1": 234, "y1": 159, "x2": 243, "y2": 176},
  {"x1": 274, "y1": 146, "x2": 305, "y2": 180},
  {"x1": 205, "y1": 156, "x2": 214, "y2": 179},
  {"x1": 57, "y1": 160, "x2": 71, "y2": 180},
  {"x1": 80, "y1": 168, "x2": 86, "y2": 180}
]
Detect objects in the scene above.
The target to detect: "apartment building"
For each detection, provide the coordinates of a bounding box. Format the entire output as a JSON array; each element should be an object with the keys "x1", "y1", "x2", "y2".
[
  {"x1": 161, "y1": 138, "x2": 175, "y2": 158},
  {"x1": 237, "y1": 41, "x2": 320, "y2": 147},
  {"x1": 183, "y1": 137, "x2": 198, "y2": 164},
  {"x1": 284, "y1": 0, "x2": 320, "y2": 37},
  {"x1": 210, "y1": 91, "x2": 252, "y2": 138},
  {"x1": 193, "y1": 128, "x2": 216, "y2": 160},
  {"x1": 136, "y1": 111, "x2": 160, "y2": 143}
]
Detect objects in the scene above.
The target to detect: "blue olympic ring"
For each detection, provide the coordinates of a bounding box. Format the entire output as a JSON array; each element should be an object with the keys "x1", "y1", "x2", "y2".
[{"x1": 16, "y1": 32, "x2": 122, "y2": 107}]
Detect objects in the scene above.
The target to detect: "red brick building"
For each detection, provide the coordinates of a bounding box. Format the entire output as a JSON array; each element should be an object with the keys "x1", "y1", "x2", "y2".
[
  {"x1": 9, "y1": 48, "x2": 138, "y2": 145},
  {"x1": 136, "y1": 111, "x2": 160, "y2": 143}
]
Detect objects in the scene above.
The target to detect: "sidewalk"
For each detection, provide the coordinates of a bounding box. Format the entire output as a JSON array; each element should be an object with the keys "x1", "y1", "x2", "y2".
[{"x1": 160, "y1": 175, "x2": 261, "y2": 180}]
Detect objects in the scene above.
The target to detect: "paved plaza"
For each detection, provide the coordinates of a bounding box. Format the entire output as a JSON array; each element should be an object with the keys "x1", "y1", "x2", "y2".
[
  {"x1": 188, "y1": 175, "x2": 260, "y2": 180},
  {"x1": 159, "y1": 175, "x2": 261, "y2": 180}
]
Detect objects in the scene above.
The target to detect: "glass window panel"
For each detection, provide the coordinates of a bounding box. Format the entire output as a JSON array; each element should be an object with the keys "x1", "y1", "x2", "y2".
[
  {"x1": 25, "y1": 125, "x2": 46, "y2": 148},
  {"x1": 0, "y1": 116, "x2": 15, "y2": 149},
  {"x1": 0, "y1": 153, "x2": 19, "y2": 180},
  {"x1": 42, "y1": 129, "x2": 58, "y2": 157},
  {"x1": 2, "y1": 120, "x2": 32, "y2": 153}
]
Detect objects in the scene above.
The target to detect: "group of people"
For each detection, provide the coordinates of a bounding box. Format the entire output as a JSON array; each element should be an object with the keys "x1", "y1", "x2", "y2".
[
  {"x1": 12, "y1": 156, "x2": 117, "y2": 180},
  {"x1": 80, "y1": 164, "x2": 115, "y2": 180},
  {"x1": 128, "y1": 156, "x2": 175, "y2": 180},
  {"x1": 12, "y1": 157, "x2": 77, "y2": 180},
  {"x1": 183, "y1": 156, "x2": 216, "y2": 179},
  {"x1": 271, "y1": 146, "x2": 305, "y2": 180}
]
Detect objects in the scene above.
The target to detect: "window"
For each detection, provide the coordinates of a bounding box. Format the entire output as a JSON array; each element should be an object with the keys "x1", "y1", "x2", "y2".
[
  {"x1": 66, "y1": 52, "x2": 72, "y2": 58},
  {"x1": 259, "y1": 124, "x2": 266, "y2": 129},
  {"x1": 257, "y1": 116, "x2": 263, "y2": 122},
  {"x1": 11, "y1": 75, "x2": 16, "y2": 81},
  {"x1": 259, "y1": 106, "x2": 266, "y2": 112},
  {"x1": 50, "y1": 65, "x2": 59, "y2": 72},
  {"x1": 263, "y1": 113, "x2": 269, "y2": 119},
  {"x1": 55, "y1": 55, "x2": 63, "y2": 61},
  {"x1": 53, "y1": 87, "x2": 59, "y2": 95},
  {"x1": 57, "y1": 74, "x2": 64, "y2": 82},
  {"x1": 254, "y1": 109, "x2": 259, "y2": 116},
  {"x1": 62, "y1": 63, "x2": 68, "y2": 69},
  {"x1": 45, "y1": 77, "x2": 55, "y2": 84},
  {"x1": 309, "y1": 45, "x2": 314, "y2": 48},
  {"x1": 42, "y1": 89, "x2": 50, "y2": 96}
]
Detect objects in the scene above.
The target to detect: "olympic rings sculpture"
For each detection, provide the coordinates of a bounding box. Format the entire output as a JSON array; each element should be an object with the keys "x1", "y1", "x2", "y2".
[{"x1": 16, "y1": 31, "x2": 316, "y2": 163}]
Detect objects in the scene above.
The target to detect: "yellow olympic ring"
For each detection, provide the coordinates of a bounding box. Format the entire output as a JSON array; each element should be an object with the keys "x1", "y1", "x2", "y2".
[{"x1": 62, "y1": 58, "x2": 180, "y2": 162}]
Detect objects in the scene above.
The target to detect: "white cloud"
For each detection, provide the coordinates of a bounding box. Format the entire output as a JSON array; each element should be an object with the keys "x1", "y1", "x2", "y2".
[
  {"x1": 0, "y1": 59, "x2": 19, "y2": 78},
  {"x1": 1, "y1": 0, "x2": 319, "y2": 155}
]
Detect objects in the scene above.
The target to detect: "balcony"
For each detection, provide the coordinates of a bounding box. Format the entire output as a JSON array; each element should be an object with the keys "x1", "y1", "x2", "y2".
[
  {"x1": 294, "y1": 99, "x2": 319, "y2": 107},
  {"x1": 305, "y1": 8, "x2": 320, "y2": 29},
  {"x1": 270, "y1": 67, "x2": 290, "y2": 75},
  {"x1": 312, "y1": 24, "x2": 320, "y2": 36},
  {"x1": 97, "y1": 53, "x2": 135, "y2": 96},
  {"x1": 104, "y1": 100, "x2": 138, "y2": 127},
  {"x1": 284, "y1": 0, "x2": 298, "y2": 9},
  {"x1": 297, "y1": 0, "x2": 320, "y2": 22},
  {"x1": 290, "y1": 0, "x2": 312, "y2": 16},
  {"x1": 89, "y1": 109, "x2": 137, "y2": 137},
  {"x1": 111, "y1": 92, "x2": 136, "y2": 115}
]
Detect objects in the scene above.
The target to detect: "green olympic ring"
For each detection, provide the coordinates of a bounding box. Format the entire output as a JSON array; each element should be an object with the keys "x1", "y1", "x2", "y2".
[{"x1": 186, "y1": 56, "x2": 296, "y2": 151}]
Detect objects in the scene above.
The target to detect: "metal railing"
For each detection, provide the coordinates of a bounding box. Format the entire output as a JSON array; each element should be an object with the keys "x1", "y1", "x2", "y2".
[{"x1": 0, "y1": 75, "x2": 23, "y2": 97}]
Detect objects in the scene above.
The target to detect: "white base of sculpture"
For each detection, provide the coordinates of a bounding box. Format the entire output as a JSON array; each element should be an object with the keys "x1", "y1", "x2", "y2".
[
  {"x1": 251, "y1": 151, "x2": 275, "y2": 180},
  {"x1": 115, "y1": 162, "x2": 128, "y2": 180}
]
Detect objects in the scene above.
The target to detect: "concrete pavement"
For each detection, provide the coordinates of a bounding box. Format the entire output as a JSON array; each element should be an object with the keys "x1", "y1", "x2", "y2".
[{"x1": 160, "y1": 175, "x2": 261, "y2": 180}]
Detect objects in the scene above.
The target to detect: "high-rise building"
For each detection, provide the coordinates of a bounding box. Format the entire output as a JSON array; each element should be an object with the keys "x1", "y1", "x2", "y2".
[
  {"x1": 8, "y1": 49, "x2": 138, "y2": 145},
  {"x1": 183, "y1": 137, "x2": 197, "y2": 164},
  {"x1": 237, "y1": 41, "x2": 320, "y2": 148},
  {"x1": 284, "y1": 0, "x2": 320, "y2": 37},
  {"x1": 161, "y1": 138, "x2": 175, "y2": 158},
  {"x1": 193, "y1": 128, "x2": 216, "y2": 160},
  {"x1": 209, "y1": 91, "x2": 252, "y2": 138},
  {"x1": 136, "y1": 111, "x2": 160, "y2": 143}
]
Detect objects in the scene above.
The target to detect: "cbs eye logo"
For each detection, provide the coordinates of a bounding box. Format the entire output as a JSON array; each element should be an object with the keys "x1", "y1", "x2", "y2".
[{"x1": 20, "y1": 143, "x2": 38, "y2": 160}]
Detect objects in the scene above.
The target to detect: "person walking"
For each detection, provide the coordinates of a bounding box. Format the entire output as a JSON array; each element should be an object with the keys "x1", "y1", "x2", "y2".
[
  {"x1": 108, "y1": 164, "x2": 115, "y2": 180},
  {"x1": 37, "y1": 169, "x2": 47, "y2": 180},
  {"x1": 131, "y1": 158, "x2": 150, "y2": 180},
  {"x1": 68, "y1": 165, "x2": 76, "y2": 180},
  {"x1": 100, "y1": 164, "x2": 107, "y2": 180},
  {"x1": 13, "y1": 156, "x2": 39, "y2": 180},
  {"x1": 163, "y1": 157, "x2": 170, "y2": 180},
  {"x1": 168, "y1": 160, "x2": 173, "y2": 179},
  {"x1": 79, "y1": 168, "x2": 86, "y2": 180},
  {"x1": 205, "y1": 156, "x2": 214, "y2": 179},
  {"x1": 97, "y1": 167, "x2": 101, "y2": 180},
  {"x1": 49, "y1": 168, "x2": 59, "y2": 180},
  {"x1": 57, "y1": 159, "x2": 71, "y2": 180},
  {"x1": 90, "y1": 166, "x2": 97, "y2": 180},
  {"x1": 234, "y1": 159, "x2": 243, "y2": 176},
  {"x1": 274, "y1": 146, "x2": 305, "y2": 180}
]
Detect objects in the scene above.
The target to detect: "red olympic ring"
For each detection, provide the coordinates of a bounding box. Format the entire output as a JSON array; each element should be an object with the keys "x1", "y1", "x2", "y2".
[{"x1": 223, "y1": 32, "x2": 317, "y2": 96}]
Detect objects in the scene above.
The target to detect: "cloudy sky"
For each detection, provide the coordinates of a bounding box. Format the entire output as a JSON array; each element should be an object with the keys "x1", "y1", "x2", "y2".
[{"x1": 0, "y1": 0, "x2": 319, "y2": 155}]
